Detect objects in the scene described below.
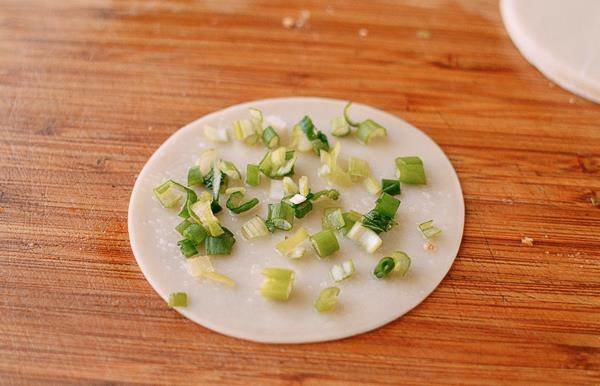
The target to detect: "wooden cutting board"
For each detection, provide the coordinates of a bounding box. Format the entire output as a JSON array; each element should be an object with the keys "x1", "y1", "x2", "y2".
[{"x1": 1, "y1": 0, "x2": 598, "y2": 384}]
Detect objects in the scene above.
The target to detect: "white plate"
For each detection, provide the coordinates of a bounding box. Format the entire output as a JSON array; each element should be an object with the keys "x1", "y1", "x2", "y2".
[
  {"x1": 128, "y1": 97, "x2": 464, "y2": 343},
  {"x1": 501, "y1": 0, "x2": 600, "y2": 103}
]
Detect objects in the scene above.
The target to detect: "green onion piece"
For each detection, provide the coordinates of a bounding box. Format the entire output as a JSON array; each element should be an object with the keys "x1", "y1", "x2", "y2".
[
  {"x1": 274, "y1": 154, "x2": 296, "y2": 178},
  {"x1": 310, "y1": 229, "x2": 339, "y2": 258},
  {"x1": 291, "y1": 199, "x2": 313, "y2": 219},
  {"x1": 233, "y1": 119, "x2": 258, "y2": 145},
  {"x1": 348, "y1": 157, "x2": 370, "y2": 182},
  {"x1": 203, "y1": 124, "x2": 229, "y2": 142},
  {"x1": 374, "y1": 257, "x2": 396, "y2": 279},
  {"x1": 249, "y1": 107, "x2": 263, "y2": 129},
  {"x1": 382, "y1": 179, "x2": 401, "y2": 196},
  {"x1": 391, "y1": 251, "x2": 411, "y2": 277},
  {"x1": 226, "y1": 191, "x2": 259, "y2": 214},
  {"x1": 314, "y1": 287, "x2": 340, "y2": 313},
  {"x1": 330, "y1": 260, "x2": 355, "y2": 282},
  {"x1": 275, "y1": 227, "x2": 309, "y2": 257},
  {"x1": 312, "y1": 131, "x2": 330, "y2": 155},
  {"x1": 190, "y1": 200, "x2": 223, "y2": 237},
  {"x1": 282, "y1": 177, "x2": 298, "y2": 196},
  {"x1": 156, "y1": 180, "x2": 198, "y2": 219},
  {"x1": 341, "y1": 211, "x2": 362, "y2": 235},
  {"x1": 205, "y1": 227, "x2": 236, "y2": 255},
  {"x1": 187, "y1": 256, "x2": 236, "y2": 287},
  {"x1": 346, "y1": 222, "x2": 382, "y2": 253},
  {"x1": 175, "y1": 219, "x2": 193, "y2": 236},
  {"x1": 308, "y1": 189, "x2": 340, "y2": 202},
  {"x1": 168, "y1": 292, "x2": 187, "y2": 307},
  {"x1": 291, "y1": 124, "x2": 313, "y2": 152},
  {"x1": 177, "y1": 239, "x2": 198, "y2": 258},
  {"x1": 298, "y1": 175, "x2": 310, "y2": 196},
  {"x1": 153, "y1": 180, "x2": 185, "y2": 208},
  {"x1": 355, "y1": 119, "x2": 387, "y2": 144},
  {"x1": 241, "y1": 216, "x2": 269, "y2": 240},
  {"x1": 287, "y1": 193, "x2": 306, "y2": 205},
  {"x1": 343, "y1": 101, "x2": 359, "y2": 127},
  {"x1": 220, "y1": 160, "x2": 241, "y2": 180},
  {"x1": 299, "y1": 115, "x2": 317, "y2": 139},
  {"x1": 419, "y1": 220, "x2": 442, "y2": 239},
  {"x1": 331, "y1": 116, "x2": 351, "y2": 137},
  {"x1": 364, "y1": 176, "x2": 382, "y2": 196},
  {"x1": 258, "y1": 150, "x2": 273, "y2": 177},
  {"x1": 271, "y1": 146, "x2": 287, "y2": 167},
  {"x1": 187, "y1": 166, "x2": 204, "y2": 187},
  {"x1": 266, "y1": 202, "x2": 294, "y2": 231},
  {"x1": 212, "y1": 161, "x2": 223, "y2": 199},
  {"x1": 362, "y1": 210, "x2": 394, "y2": 234},
  {"x1": 198, "y1": 149, "x2": 217, "y2": 175},
  {"x1": 298, "y1": 115, "x2": 329, "y2": 155},
  {"x1": 245, "y1": 164, "x2": 261, "y2": 186},
  {"x1": 375, "y1": 192, "x2": 401, "y2": 218},
  {"x1": 322, "y1": 208, "x2": 345, "y2": 230},
  {"x1": 260, "y1": 268, "x2": 294, "y2": 301},
  {"x1": 262, "y1": 126, "x2": 280, "y2": 149},
  {"x1": 182, "y1": 223, "x2": 208, "y2": 245},
  {"x1": 395, "y1": 156, "x2": 427, "y2": 185},
  {"x1": 225, "y1": 186, "x2": 246, "y2": 195}
]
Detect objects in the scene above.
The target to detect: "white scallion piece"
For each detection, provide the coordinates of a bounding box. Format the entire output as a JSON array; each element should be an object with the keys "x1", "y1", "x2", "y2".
[
  {"x1": 289, "y1": 194, "x2": 307, "y2": 205},
  {"x1": 330, "y1": 260, "x2": 355, "y2": 282},
  {"x1": 346, "y1": 222, "x2": 382, "y2": 253},
  {"x1": 203, "y1": 124, "x2": 229, "y2": 142}
]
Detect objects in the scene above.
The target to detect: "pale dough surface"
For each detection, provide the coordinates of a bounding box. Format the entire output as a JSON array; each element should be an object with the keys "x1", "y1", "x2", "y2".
[
  {"x1": 501, "y1": 0, "x2": 600, "y2": 103},
  {"x1": 128, "y1": 97, "x2": 464, "y2": 343}
]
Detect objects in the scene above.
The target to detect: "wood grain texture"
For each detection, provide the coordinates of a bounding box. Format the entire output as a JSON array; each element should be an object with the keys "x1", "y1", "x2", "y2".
[{"x1": 1, "y1": 0, "x2": 599, "y2": 384}]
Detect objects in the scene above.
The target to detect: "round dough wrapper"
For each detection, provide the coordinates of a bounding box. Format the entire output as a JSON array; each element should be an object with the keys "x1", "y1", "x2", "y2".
[
  {"x1": 501, "y1": 0, "x2": 600, "y2": 103},
  {"x1": 128, "y1": 97, "x2": 464, "y2": 343}
]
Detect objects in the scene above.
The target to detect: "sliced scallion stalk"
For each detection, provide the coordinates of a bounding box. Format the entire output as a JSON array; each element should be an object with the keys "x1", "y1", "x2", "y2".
[
  {"x1": 362, "y1": 210, "x2": 394, "y2": 234},
  {"x1": 190, "y1": 200, "x2": 223, "y2": 237},
  {"x1": 298, "y1": 115, "x2": 329, "y2": 155},
  {"x1": 233, "y1": 119, "x2": 258, "y2": 145},
  {"x1": 355, "y1": 119, "x2": 387, "y2": 144},
  {"x1": 153, "y1": 180, "x2": 185, "y2": 208},
  {"x1": 225, "y1": 186, "x2": 246, "y2": 195},
  {"x1": 187, "y1": 256, "x2": 237, "y2": 287},
  {"x1": 198, "y1": 149, "x2": 217, "y2": 175},
  {"x1": 391, "y1": 251, "x2": 411, "y2": 277},
  {"x1": 291, "y1": 199, "x2": 313, "y2": 218},
  {"x1": 381, "y1": 179, "x2": 401, "y2": 196},
  {"x1": 396, "y1": 156, "x2": 427, "y2": 185},
  {"x1": 288, "y1": 193, "x2": 307, "y2": 205},
  {"x1": 203, "y1": 124, "x2": 228, "y2": 142},
  {"x1": 419, "y1": 219, "x2": 442, "y2": 239},
  {"x1": 220, "y1": 160, "x2": 241, "y2": 180},
  {"x1": 187, "y1": 166, "x2": 204, "y2": 187},
  {"x1": 245, "y1": 164, "x2": 260, "y2": 186},
  {"x1": 364, "y1": 176, "x2": 382, "y2": 196},
  {"x1": 298, "y1": 175, "x2": 310, "y2": 196},
  {"x1": 168, "y1": 292, "x2": 187, "y2": 307},
  {"x1": 262, "y1": 126, "x2": 280, "y2": 149},
  {"x1": 343, "y1": 101, "x2": 359, "y2": 127},
  {"x1": 282, "y1": 177, "x2": 299, "y2": 196},
  {"x1": 330, "y1": 260, "x2": 355, "y2": 282},
  {"x1": 314, "y1": 287, "x2": 340, "y2": 313},
  {"x1": 346, "y1": 222, "x2": 382, "y2": 253},
  {"x1": 241, "y1": 216, "x2": 269, "y2": 240},
  {"x1": 331, "y1": 116, "x2": 351, "y2": 137},
  {"x1": 310, "y1": 229, "x2": 339, "y2": 258},
  {"x1": 258, "y1": 150, "x2": 273, "y2": 177},
  {"x1": 375, "y1": 192, "x2": 401, "y2": 218},
  {"x1": 260, "y1": 268, "x2": 294, "y2": 301},
  {"x1": 205, "y1": 227, "x2": 236, "y2": 255},
  {"x1": 275, "y1": 227, "x2": 309, "y2": 258},
  {"x1": 266, "y1": 202, "x2": 294, "y2": 231},
  {"x1": 341, "y1": 210, "x2": 362, "y2": 235},
  {"x1": 322, "y1": 208, "x2": 345, "y2": 230},
  {"x1": 226, "y1": 191, "x2": 259, "y2": 214},
  {"x1": 177, "y1": 239, "x2": 198, "y2": 258},
  {"x1": 182, "y1": 222, "x2": 208, "y2": 245},
  {"x1": 308, "y1": 189, "x2": 340, "y2": 202},
  {"x1": 291, "y1": 124, "x2": 313, "y2": 152},
  {"x1": 175, "y1": 219, "x2": 193, "y2": 236},
  {"x1": 374, "y1": 257, "x2": 396, "y2": 279},
  {"x1": 271, "y1": 146, "x2": 287, "y2": 167},
  {"x1": 202, "y1": 271, "x2": 236, "y2": 287},
  {"x1": 348, "y1": 157, "x2": 370, "y2": 182}
]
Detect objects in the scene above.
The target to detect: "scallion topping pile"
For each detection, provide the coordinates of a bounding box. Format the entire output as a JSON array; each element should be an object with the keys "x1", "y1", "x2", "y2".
[{"x1": 153, "y1": 103, "x2": 442, "y2": 311}]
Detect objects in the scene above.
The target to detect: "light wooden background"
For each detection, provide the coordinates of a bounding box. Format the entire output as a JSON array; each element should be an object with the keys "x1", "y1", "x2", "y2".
[{"x1": 1, "y1": 0, "x2": 598, "y2": 384}]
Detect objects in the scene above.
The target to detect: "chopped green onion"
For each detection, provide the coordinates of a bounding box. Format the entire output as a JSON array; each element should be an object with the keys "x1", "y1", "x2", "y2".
[
  {"x1": 198, "y1": 149, "x2": 218, "y2": 175},
  {"x1": 362, "y1": 210, "x2": 394, "y2": 234},
  {"x1": 187, "y1": 166, "x2": 204, "y2": 187},
  {"x1": 241, "y1": 216, "x2": 269, "y2": 240},
  {"x1": 203, "y1": 124, "x2": 229, "y2": 142},
  {"x1": 220, "y1": 160, "x2": 241, "y2": 180},
  {"x1": 374, "y1": 257, "x2": 396, "y2": 279},
  {"x1": 190, "y1": 200, "x2": 223, "y2": 237},
  {"x1": 330, "y1": 260, "x2": 355, "y2": 282},
  {"x1": 274, "y1": 154, "x2": 296, "y2": 178},
  {"x1": 382, "y1": 179, "x2": 401, "y2": 196},
  {"x1": 260, "y1": 268, "x2": 294, "y2": 301},
  {"x1": 245, "y1": 164, "x2": 260, "y2": 186},
  {"x1": 226, "y1": 191, "x2": 259, "y2": 214},
  {"x1": 182, "y1": 223, "x2": 208, "y2": 245},
  {"x1": 266, "y1": 202, "x2": 294, "y2": 231},
  {"x1": 364, "y1": 176, "x2": 382, "y2": 196},
  {"x1": 153, "y1": 180, "x2": 185, "y2": 208},
  {"x1": 187, "y1": 256, "x2": 236, "y2": 287},
  {"x1": 310, "y1": 229, "x2": 339, "y2": 258},
  {"x1": 419, "y1": 220, "x2": 442, "y2": 239},
  {"x1": 348, "y1": 157, "x2": 370, "y2": 182},
  {"x1": 271, "y1": 146, "x2": 286, "y2": 167},
  {"x1": 375, "y1": 192, "x2": 401, "y2": 218},
  {"x1": 287, "y1": 193, "x2": 306, "y2": 205},
  {"x1": 168, "y1": 292, "x2": 187, "y2": 307},
  {"x1": 205, "y1": 227, "x2": 236, "y2": 255},
  {"x1": 298, "y1": 175, "x2": 310, "y2": 196},
  {"x1": 282, "y1": 177, "x2": 299, "y2": 196},
  {"x1": 225, "y1": 186, "x2": 246, "y2": 195},
  {"x1": 175, "y1": 219, "x2": 193, "y2": 236},
  {"x1": 177, "y1": 239, "x2": 198, "y2": 258},
  {"x1": 318, "y1": 143, "x2": 352, "y2": 186},
  {"x1": 341, "y1": 210, "x2": 362, "y2": 235},
  {"x1": 233, "y1": 119, "x2": 259, "y2": 145},
  {"x1": 291, "y1": 199, "x2": 313, "y2": 218},
  {"x1": 343, "y1": 102, "x2": 387, "y2": 144},
  {"x1": 202, "y1": 271, "x2": 236, "y2": 287},
  {"x1": 308, "y1": 189, "x2": 340, "y2": 202},
  {"x1": 291, "y1": 124, "x2": 314, "y2": 152},
  {"x1": 322, "y1": 208, "x2": 345, "y2": 230},
  {"x1": 331, "y1": 116, "x2": 351, "y2": 137},
  {"x1": 346, "y1": 222, "x2": 382, "y2": 253},
  {"x1": 314, "y1": 287, "x2": 340, "y2": 312},
  {"x1": 212, "y1": 161, "x2": 223, "y2": 199},
  {"x1": 262, "y1": 126, "x2": 280, "y2": 149},
  {"x1": 275, "y1": 227, "x2": 309, "y2": 258},
  {"x1": 298, "y1": 115, "x2": 330, "y2": 155},
  {"x1": 391, "y1": 251, "x2": 411, "y2": 277},
  {"x1": 396, "y1": 156, "x2": 427, "y2": 185}
]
